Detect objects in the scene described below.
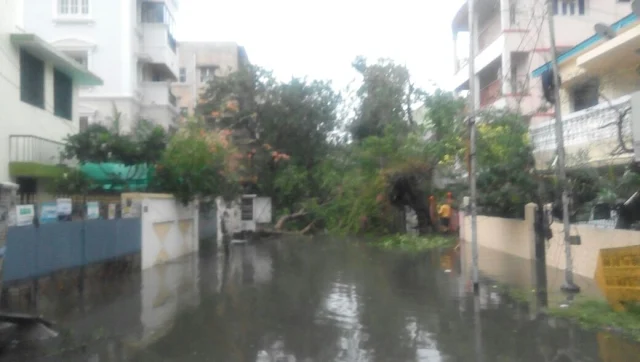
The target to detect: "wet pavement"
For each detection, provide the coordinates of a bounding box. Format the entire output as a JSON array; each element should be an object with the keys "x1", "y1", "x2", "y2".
[{"x1": 2, "y1": 237, "x2": 640, "y2": 361}]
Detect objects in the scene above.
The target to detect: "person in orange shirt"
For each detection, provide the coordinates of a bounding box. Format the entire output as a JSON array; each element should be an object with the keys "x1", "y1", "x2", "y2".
[{"x1": 438, "y1": 192, "x2": 453, "y2": 231}]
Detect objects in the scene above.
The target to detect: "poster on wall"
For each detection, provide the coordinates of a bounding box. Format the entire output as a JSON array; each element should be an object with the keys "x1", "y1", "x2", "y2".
[
  {"x1": 56, "y1": 198, "x2": 72, "y2": 221},
  {"x1": 87, "y1": 202, "x2": 100, "y2": 220},
  {"x1": 39, "y1": 201, "x2": 58, "y2": 224},
  {"x1": 16, "y1": 204, "x2": 35, "y2": 226},
  {"x1": 108, "y1": 203, "x2": 116, "y2": 219}
]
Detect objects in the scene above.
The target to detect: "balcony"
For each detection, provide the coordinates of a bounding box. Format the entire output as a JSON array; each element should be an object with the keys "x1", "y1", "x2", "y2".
[
  {"x1": 140, "y1": 82, "x2": 179, "y2": 129},
  {"x1": 141, "y1": 82, "x2": 178, "y2": 109},
  {"x1": 529, "y1": 95, "x2": 638, "y2": 169},
  {"x1": 140, "y1": 1, "x2": 178, "y2": 80},
  {"x1": 9, "y1": 135, "x2": 74, "y2": 177},
  {"x1": 140, "y1": 24, "x2": 178, "y2": 80}
]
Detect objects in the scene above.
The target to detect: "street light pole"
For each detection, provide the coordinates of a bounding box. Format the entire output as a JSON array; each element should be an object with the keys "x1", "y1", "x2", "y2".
[
  {"x1": 545, "y1": 0, "x2": 579, "y2": 292},
  {"x1": 468, "y1": 0, "x2": 480, "y2": 294}
]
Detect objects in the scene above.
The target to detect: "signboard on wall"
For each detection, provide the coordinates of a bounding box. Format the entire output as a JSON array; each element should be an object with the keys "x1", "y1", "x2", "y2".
[
  {"x1": 87, "y1": 202, "x2": 100, "y2": 220},
  {"x1": 56, "y1": 198, "x2": 72, "y2": 221},
  {"x1": 594, "y1": 244, "x2": 640, "y2": 311},
  {"x1": 108, "y1": 203, "x2": 116, "y2": 220},
  {"x1": 39, "y1": 202, "x2": 58, "y2": 224},
  {"x1": 15, "y1": 205, "x2": 35, "y2": 226}
]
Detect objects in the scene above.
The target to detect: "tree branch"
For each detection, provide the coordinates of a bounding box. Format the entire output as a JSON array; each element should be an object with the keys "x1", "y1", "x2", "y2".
[
  {"x1": 274, "y1": 209, "x2": 307, "y2": 230},
  {"x1": 594, "y1": 92, "x2": 633, "y2": 155},
  {"x1": 300, "y1": 220, "x2": 317, "y2": 234}
]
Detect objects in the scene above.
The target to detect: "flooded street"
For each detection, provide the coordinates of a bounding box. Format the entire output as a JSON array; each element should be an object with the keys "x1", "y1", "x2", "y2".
[{"x1": 2, "y1": 237, "x2": 640, "y2": 361}]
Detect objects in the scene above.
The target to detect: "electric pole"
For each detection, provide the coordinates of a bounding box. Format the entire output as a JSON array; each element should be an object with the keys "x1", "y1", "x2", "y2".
[
  {"x1": 468, "y1": 0, "x2": 479, "y2": 294},
  {"x1": 545, "y1": 0, "x2": 580, "y2": 293}
]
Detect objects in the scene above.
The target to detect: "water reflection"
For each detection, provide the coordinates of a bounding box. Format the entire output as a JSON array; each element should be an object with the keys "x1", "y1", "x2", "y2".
[{"x1": 1, "y1": 239, "x2": 639, "y2": 361}]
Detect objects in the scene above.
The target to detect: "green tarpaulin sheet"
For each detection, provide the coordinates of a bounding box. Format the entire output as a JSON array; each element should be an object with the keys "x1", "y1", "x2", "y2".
[{"x1": 80, "y1": 163, "x2": 153, "y2": 191}]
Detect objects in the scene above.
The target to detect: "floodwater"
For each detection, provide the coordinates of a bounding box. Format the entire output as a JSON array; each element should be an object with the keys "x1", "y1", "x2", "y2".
[{"x1": 2, "y1": 237, "x2": 640, "y2": 361}]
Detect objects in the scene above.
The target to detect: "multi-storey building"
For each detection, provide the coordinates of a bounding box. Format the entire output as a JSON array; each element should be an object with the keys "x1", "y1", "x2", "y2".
[
  {"x1": 530, "y1": 13, "x2": 640, "y2": 169},
  {"x1": 22, "y1": 0, "x2": 180, "y2": 132},
  {"x1": 451, "y1": 0, "x2": 631, "y2": 125},
  {"x1": 0, "y1": 0, "x2": 102, "y2": 192},
  {"x1": 172, "y1": 42, "x2": 249, "y2": 117}
]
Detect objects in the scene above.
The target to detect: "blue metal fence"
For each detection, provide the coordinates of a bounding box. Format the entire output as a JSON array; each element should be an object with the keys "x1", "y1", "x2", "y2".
[{"x1": 3, "y1": 218, "x2": 141, "y2": 283}]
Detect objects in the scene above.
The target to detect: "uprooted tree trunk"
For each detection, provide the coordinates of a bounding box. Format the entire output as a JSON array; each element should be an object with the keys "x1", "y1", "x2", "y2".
[
  {"x1": 274, "y1": 209, "x2": 307, "y2": 230},
  {"x1": 254, "y1": 209, "x2": 315, "y2": 238},
  {"x1": 388, "y1": 174, "x2": 434, "y2": 234}
]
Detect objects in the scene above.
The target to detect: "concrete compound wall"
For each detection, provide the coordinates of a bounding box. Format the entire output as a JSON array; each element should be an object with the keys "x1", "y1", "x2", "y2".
[
  {"x1": 133, "y1": 193, "x2": 199, "y2": 270},
  {"x1": 459, "y1": 203, "x2": 640, "y2": 279}
]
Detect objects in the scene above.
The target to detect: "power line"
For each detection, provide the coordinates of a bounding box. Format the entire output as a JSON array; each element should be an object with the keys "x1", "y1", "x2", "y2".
[
  {"x1": 513, "y1": 0, "x2": 546, "y2": 53},
  {"x1": 515, "y1": 2, "x2": 548, "y2": 109}
]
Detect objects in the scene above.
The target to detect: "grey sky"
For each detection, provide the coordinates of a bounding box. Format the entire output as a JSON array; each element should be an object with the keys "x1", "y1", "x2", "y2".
[{"x1": 176, "y1": 0, "x2": 467, "y2": 91}]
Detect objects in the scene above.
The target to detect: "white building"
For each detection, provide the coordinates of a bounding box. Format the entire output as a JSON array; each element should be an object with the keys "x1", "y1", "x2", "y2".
[
  {"x1": 451, "y1": 0, "x2": 631, "y2": 126},
  {"x1": 22, "y1": 0, "x2": 180, "y2": 132},
  {"x1": 0, "y1": 0, "x2": 102, "y2": 193}
]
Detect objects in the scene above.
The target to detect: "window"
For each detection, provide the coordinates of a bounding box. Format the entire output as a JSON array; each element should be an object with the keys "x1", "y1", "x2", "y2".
[
  {"x1": 20, "y1": 49, "x2": 45, "y2": 109},
  {"x1": 179, "y1": 67, "x2": 186, "y2": 82},
  {"x1": 141, "y1": 1, "x2": 175, "y2": 31},
  {"x1": 63, "y1": 51, "x2": 88, "y2": 68},
  {"x1": 54, "y1": 69, "x2": 73, "y2": 120},
  {"x1": 199, "y1": 67, "x2": 216, "y2": 82},
  {"x1": 141, "y1": 2, "x2": 164, "y2": 23},
  {"x1": 241, "y1": 197, "x2": 253, "y2": 221},
  {"x1": 571, "y1": 78, "x2": 600, "y2": 112},
  {"x1": 552, "y1": 0, "x2": 585, "y2": 15},
  {"x1": 58, "y1": 0, "x2": 89, "y2": 16},
  {"x1": 79, "y1": 116, "x2": 89, "y2": 131},
  {"x1": 141, "y1": 2, "x2": 176, "y2": 52}
]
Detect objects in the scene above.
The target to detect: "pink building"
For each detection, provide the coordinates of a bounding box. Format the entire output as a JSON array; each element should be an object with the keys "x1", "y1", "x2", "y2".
[{"x1": 451, "y1": 0, "x2": 631, "y2": 126}]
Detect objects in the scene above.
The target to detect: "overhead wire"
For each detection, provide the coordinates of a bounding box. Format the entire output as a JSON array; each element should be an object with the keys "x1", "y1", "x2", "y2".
[{"x1": 514, "y1": 0, "x2": 548, "y2": 109}]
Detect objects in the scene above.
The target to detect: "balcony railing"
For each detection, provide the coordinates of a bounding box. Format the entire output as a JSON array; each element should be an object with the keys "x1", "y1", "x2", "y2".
[
  {"x1": 480, "y1": 79, "x2": 501, "y2": 107},
  {"x1": 9, "y1": 135, "x2": 71, "y2": 166},
  {"x1": 141, "y1": 82, "x2": 178, "y2": 111},
  {"x1": 530, "y1": 95, "x2": 633, "y2": 165}
]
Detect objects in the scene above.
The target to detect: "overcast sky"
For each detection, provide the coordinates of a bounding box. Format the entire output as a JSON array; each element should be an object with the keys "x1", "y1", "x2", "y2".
[{"x1": 176, "y1": 0, "x2": 467, "y2": 92}]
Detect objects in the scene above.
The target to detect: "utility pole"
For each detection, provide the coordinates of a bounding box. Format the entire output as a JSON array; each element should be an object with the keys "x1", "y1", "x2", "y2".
[
  {"x1": 468, "y1": 0, "x2": 479, "y2": 294},
  {"x1": 545, "y1": 0, "x2": 580, "y2": 293}
]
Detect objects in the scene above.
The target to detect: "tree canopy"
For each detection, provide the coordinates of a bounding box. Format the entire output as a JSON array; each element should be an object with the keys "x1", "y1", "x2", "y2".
[{"x1": 51, "y1": 56, "x2": 639, "y2": 232}]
